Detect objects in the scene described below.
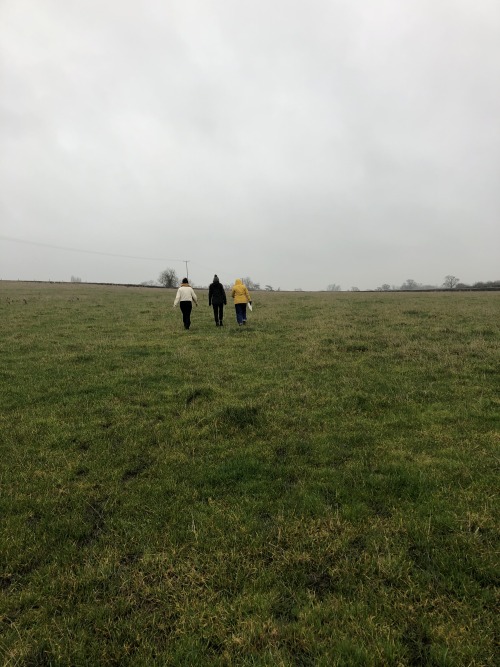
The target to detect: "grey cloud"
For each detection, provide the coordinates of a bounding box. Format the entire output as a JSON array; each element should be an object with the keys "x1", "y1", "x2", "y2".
[{"x1": 1, "y1": 0, "x2": 499, "y2": 289}]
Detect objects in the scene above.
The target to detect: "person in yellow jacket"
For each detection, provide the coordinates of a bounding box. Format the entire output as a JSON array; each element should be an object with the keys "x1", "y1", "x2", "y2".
[{"x1": 231, "y1": 278, "x2": 251, "y2": 325}]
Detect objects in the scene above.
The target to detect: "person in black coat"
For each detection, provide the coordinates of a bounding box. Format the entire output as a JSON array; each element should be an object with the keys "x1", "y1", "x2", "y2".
[{"x1": 208, "y1": 275, "x2": 227, "y2": 326}]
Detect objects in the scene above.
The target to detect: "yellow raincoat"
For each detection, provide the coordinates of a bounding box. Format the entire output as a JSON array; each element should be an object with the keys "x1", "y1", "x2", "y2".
[{"x1": 231, "y1": 279, "x2": 251, "y2": 304}]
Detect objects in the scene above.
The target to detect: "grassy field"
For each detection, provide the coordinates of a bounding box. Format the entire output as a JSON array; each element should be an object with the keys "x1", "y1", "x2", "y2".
[{"x1": 1, "y1": 281, "x2": 498, "y2": 666}]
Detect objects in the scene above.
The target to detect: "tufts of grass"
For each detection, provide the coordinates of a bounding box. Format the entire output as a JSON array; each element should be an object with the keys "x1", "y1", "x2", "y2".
[{"x1": 0, "y1": 282, "x2": 498, "y2": 665}]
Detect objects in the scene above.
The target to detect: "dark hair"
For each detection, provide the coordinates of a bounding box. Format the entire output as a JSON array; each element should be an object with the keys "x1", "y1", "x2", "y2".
[{"x1": 182, "y1": 278, "x2": 188, "y2": 284}]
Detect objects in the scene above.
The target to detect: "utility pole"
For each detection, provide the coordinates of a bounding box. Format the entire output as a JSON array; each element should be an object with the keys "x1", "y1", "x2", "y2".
[{"x1": 184, "y1": 260, "x2": 190, "y2": 281}]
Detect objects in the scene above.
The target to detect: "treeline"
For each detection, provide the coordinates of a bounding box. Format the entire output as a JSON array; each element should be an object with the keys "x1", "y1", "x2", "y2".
[
  {"x1": 150, "y1": 268, "x2": 500, "y2": 292},
  {"x1": 375, "y1": 278, "x2": 500, "y2": 291},
  {"x1": 465, "y1": 280, "x2": 500, "y2": 289}
]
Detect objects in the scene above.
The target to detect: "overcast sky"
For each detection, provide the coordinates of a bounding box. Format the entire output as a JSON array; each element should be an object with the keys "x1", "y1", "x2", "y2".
[{"x1": 1, "y1": 0, "x2": 499, "y2": 290}]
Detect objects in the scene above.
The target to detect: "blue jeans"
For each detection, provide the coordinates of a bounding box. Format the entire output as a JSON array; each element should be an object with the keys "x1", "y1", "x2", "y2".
[{"x1": 235, "y1": 303, "x2": 247, "y2": 324}]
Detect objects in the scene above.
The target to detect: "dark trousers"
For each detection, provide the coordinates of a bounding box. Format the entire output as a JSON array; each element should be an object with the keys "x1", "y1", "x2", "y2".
[
  {"x1": 235, "y1": 303, "x2": 247, "y2": 324},
  {"x1": 212, "y1": 304, "x2": 224, "y2": 324},
  {"x1": 179, "y1": 301, "x2": 192, "y2": 329}
]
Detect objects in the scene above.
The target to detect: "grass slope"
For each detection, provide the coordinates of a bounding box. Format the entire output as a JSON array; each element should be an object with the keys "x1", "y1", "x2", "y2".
[{"x1": 1, "y1": 282, "x2": 499, "y2": 666}]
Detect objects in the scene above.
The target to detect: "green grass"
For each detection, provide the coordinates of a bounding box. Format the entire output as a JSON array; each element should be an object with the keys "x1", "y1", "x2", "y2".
[{"x1": 1, "y1": 282, "x2": 498, "y2": 666}]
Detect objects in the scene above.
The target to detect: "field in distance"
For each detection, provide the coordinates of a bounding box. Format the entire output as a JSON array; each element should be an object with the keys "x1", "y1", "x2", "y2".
[{"x1": 1, "y1": 282, "x2": 498, "y2": 666}]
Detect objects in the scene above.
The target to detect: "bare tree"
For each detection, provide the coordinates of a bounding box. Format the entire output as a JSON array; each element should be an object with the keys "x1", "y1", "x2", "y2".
[
  {"x1": 70, "y1": 275, "x2": 82, "y2": 283},
  {"x1": 400, "y1": 279, "x2": 420, "y2": 290},
  {"x1": 326, "y1": 284, "x2": 342, "y2": 291},
  {"x1": 158, "y1": 268, "x2": 178, "y2": 288},
  {"x1": 443, "y1": 275, "x2": 460, "y2": 289},
  {"x1": 351, "y1": 286, "x2": 360, "y2": 291},
  {"x1": 265, "y1": 285, "x2": 273, "y2": 291},
  {"x1": 242, "y1": 277, "x2": 260, "y2": 290}
]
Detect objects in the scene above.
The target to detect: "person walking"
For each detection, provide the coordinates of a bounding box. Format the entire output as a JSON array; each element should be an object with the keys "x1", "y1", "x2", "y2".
[
  {"x1": 208, "y1": 275, "x2": 227, "y2": 326},
  {"x1": 173, "y1": 278, "x2": 198, "y2": 330},
  {"x1": 231, "y1": 278, "x2": 251, "y2": 326}
]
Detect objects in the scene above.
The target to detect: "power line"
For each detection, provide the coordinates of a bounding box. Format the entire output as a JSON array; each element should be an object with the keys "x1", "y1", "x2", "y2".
[{"x1": 0, "y1": 235, "x2": 184, "y2": 262}]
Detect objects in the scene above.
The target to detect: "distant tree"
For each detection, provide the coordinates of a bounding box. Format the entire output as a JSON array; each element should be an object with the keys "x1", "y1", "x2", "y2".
[
  {"x1": 140, "y1": 280, "x2": 157, "y2": 287},
  {"x1": 351, "y1": 287, "x2": 360, "y2": 291},
  {"x1": 400, "y1": 279, "x2": 420, "y2": 290},
  {"x1": 327, "y1": 284, "x2": 341, "y2": 291},
  {"x1": 70, "y1": 276, "x2": 82, "y2": 283},
  {"x1": 242, "y1": 277, "x2": 260, "y2": 290},
  {"x1": 158, "y1": 268, "x2": 178, "y2": 288},
  {"x1": 473, "y1": 280, "x2": 500, "y2": 289},
  {"x1": 265, "y1": 285, "x2": 273, "y2": 291},
  {"x1": 443, "y1": 275, "x2": 460, "y2": 289}
]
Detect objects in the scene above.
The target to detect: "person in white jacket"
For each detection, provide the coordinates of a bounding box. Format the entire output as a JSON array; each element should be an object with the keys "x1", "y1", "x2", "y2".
[{"x1": 173, "y1": 278, "x2": 198, "y2": 330}]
